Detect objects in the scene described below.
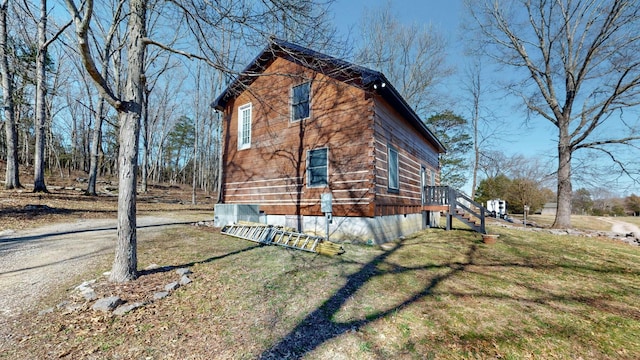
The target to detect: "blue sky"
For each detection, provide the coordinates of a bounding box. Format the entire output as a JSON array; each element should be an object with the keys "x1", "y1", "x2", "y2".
[
  {"x1": 328, "y1": 0, "x2": 639, "y2": 196},
  {"x1": 330, "y1": 2, "x2": 557, "y2": 168},
  {"x1": 333, "y1": 0, "x2": 463, "y2": 32},
  {"x1": 329, "y1": 0, "x2": 557, "y2": 156}
]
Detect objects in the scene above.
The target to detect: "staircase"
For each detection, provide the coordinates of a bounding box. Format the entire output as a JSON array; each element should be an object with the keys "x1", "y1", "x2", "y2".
[{"x1": 424, "y1": 186, "x2": 486, "y2": 234}]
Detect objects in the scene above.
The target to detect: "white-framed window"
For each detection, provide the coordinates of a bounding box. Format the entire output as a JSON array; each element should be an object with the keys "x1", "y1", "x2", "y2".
[
  {"x1": 388, "y1": 145, "x2": 399, "y2": 191},
  {"x1": 238, "y1": 103, "x2": 252, "y2": 149},
  {"x1": 307, "y1": 147, "x2": 328, "y2": 187},
  {"x1": 291, "y1": 81, "x2": 311, "y2": 121}
]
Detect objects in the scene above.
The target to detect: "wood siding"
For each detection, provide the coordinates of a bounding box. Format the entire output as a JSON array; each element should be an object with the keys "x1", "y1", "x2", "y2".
[
  {"x1": 220, "y1": 57, "x2": 376, "y2": 217},
  {"x1": 372, "y1": 97, "x2": 440, "y2": 216}
]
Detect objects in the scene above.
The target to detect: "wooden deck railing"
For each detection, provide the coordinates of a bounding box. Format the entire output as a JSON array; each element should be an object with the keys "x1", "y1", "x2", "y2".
[{"x1": 424, "y1": 186, "x2": 486, "y2": 234}]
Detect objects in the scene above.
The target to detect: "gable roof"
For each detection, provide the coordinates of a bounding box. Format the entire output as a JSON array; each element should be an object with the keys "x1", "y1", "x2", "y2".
[{"x1": 212, "y1": 38, "x2": 446, "y2": 153}]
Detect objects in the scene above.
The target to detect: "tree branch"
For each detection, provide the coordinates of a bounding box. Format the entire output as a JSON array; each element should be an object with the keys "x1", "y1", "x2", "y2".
[
  {"x1": 575, "y1": 136, "x2": 640, "y2": 150},
  {"x1": 581, "y1": 144, "x2": 640, "y2": 183},
  {"x1": 142, "y1": 37, "x2": 228, "y2": 73},
  {"x1": 64, "y1": 0, "x2": 122, "y2": 110},
  {"x1": 42, "y1": 19, "x2": 72, "y2": 49}
]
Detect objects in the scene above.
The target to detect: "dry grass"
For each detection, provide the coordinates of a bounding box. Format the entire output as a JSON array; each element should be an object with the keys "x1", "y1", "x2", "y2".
[
  {"x1": 2, "y1": 219, "x2": 639, "y2": 359},
  {"x1": 619, "y1": 216, "x2": 640, "y2": 227},
  {"x1": 0, "y1": 183, "x2": 214, "y2": 231},
  {"x1": 515, "y1": 214, "x2": 614, "y2": 231}
]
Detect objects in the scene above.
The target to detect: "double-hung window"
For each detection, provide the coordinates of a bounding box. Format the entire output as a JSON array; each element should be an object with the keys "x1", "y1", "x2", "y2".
[
  {"x1": 307, "y1": 148, "x2": 328, "y2": 187},
  {"x1": 238, "y1": 103, "x2": 252, "y2": 149},
  {"x1": 291, "y1": 82, "x2": 311, "y2": 121},
  {"x1": 388, "y1": 145, "x2": 399, "y2": 191}
]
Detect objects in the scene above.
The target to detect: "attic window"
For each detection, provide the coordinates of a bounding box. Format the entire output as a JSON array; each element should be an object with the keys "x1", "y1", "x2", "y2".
[{"x1": 291, "y1": 81, "x2": 311, "y2": 121}]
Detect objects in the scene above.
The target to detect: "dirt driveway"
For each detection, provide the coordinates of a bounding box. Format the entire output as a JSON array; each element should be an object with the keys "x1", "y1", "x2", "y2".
[
  {"x1": 598, "y1": 217, "x2": 640, "y2": 238},
  {"x1": 0, "y1": 214, "x2": 201, "y2": 318}
]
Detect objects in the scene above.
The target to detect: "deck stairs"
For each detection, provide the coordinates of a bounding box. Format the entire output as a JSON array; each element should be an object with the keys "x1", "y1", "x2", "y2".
[
  {"x1": 425, "y1": 186, "x2": 487, "y2": 234},
  {"x1": 221, "y1": 223, "x2": 344, "y2": 255}
]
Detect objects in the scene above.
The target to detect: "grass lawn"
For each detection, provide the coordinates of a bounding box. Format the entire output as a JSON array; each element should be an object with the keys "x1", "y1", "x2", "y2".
[
  {"x1": 3, "y1": 221, "x2": 640, "y2": 359},
  {"x1": 619, "y1": 216, "x2": 640, "y2": 228},
  {"x1": 515, "y1": 214, "x2": 614, "y2": 231}
]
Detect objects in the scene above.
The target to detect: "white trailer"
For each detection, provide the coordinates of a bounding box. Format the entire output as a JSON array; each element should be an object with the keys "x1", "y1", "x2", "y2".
[{"x1": 486, "y1": 199, "x2": 508, "y2": 219}]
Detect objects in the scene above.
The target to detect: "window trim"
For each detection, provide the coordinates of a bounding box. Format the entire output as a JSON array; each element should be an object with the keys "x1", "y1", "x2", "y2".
[
  {"x1": 388, "y1": 145, "x2": 399, "y2": 192},
  {"x1": 291, "y1": 81, "x2": 311, "y2": 122},
  {"x1": 307, "y1": 147, "x2": 329, "y2": 188},
  {"x1": 238, "y1": 103, "x2": 252, "y2": 150}
]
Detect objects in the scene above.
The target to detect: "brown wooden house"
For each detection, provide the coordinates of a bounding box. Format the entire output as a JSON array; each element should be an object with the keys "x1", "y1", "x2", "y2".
[{"x1": 212, "y1": 39, "x2": 447, "y2": 243}]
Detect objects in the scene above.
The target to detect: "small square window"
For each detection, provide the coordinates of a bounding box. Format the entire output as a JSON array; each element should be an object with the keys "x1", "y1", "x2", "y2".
[
  {"x1": 291, "y1": 82, "x2": 310, "y2": 121},
  {"x1": 307, "y1": 148, "x2": 328, "y2": 187}
]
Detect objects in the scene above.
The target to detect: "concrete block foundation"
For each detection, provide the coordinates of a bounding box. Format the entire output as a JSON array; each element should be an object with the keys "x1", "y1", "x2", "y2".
[{"x1": 213, "y1": 204, "x2": 441, "y2": 244}]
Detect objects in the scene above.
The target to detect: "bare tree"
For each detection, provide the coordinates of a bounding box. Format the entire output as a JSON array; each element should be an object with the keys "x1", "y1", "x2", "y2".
[
  {"x1": 65, "y1": 0, "x2": 145, "y2": 282},
  {"x1": 86, "y1": 0, "x2": 125, "y2": 196},
  {"x1": 32, "y1": 0, "x2": 48, "y2": 192},
  {"x1": 65, "y1": 0, "x2": 336, "y2": 282},
  {"x1": 355, "y1": 2, "x2": 453, "y2": 116},
  {"x1": 140, "y1": 56, "x2": 177, "y2": 193},
  {"x1": 467, "y1": 60, "x2": 482, "y2": 199},
  {"x1": 0, "y1": 0, "x2": 20, "y2": 189},
  {"x1": 21, "y1": 0, "x2": 70, "y2": 192},
  {"x1": 467, "y1": 0, "x2": 640, "y2": 228},
  {"x1": 463, "y1": 58, "x2": 513, "y2": 199}
]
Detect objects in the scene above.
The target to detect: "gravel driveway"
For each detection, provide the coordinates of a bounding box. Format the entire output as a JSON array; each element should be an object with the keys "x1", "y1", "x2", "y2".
[
  {"x1": 598, "y1": 217, "x2": 640, "y2": 238},
  {"x1": 0, "y1": 215, "x2": 195, "y2": 318}
]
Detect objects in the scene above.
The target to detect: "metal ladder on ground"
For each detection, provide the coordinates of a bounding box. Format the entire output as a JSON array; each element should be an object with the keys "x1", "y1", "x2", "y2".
[
  {"x1": 271, "y1": 228, "x2": 323, "y2": 252},
  {"x1": 220, "y1": 224, "x2": 274, "y2": 244},
  {"x1": 220, "y1": 224, "x2": 325, "y2": 253}
]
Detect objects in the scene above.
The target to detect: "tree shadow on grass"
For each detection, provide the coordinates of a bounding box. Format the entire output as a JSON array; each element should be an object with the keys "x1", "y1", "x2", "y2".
[
  {"x1": 259, "y1": 239, "x2": 478, "y2": 359},
  {"x1": 137, "y1": 243, "x2": 264, "y2": 277}
]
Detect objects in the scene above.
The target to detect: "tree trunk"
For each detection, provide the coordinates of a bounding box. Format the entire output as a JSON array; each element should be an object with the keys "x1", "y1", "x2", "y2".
[
  {"x1": 192, "y1": 126, "x2": 197, "y2": 204},
  {"x1": 33, "y1": 0, "x2": 48, "y2": 193},
  {"x1": 86, "y1": 99, "x2": 104, "y2": 195},
  {"x1": 192, "y1": 68, "x2": 199, "y2": 205},
  {"x1": 471, "y1": 72, "x2": 480, "y2": 200},
  {"x1": 87, "y1": 3, "x2": 120, "y2": 195},
  {"x1": 109, "y1": 0, "x2": 145, "y2": 282},
  {"x1": 0, "y1": 0, "x2": 20, "y2": 189},
  {"x1": 472, "y1": 140, "x2": 479, "y2": 199},
  {"x1": 553, "y1": 129, "x2": 572, "y2": 228},
  {"x1": 141, "y1": 88, "x2": 149, "y2": 192}
]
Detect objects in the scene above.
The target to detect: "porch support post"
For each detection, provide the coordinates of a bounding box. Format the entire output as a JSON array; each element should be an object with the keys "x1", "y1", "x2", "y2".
[{"x1": 446, "y1": 186, "x2": 455, "y2": 231}]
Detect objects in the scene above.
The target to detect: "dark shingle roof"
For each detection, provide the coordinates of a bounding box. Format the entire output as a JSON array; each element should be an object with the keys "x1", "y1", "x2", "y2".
[{"x1": 212, "y1": 38, "x2": 445, "y2": 153}]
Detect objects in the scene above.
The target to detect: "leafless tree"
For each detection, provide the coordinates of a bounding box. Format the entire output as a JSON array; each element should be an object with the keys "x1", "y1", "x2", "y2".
[
  {"x1": 467, "y1": 0, "x2": 640, "y2": 228},
  {"x1": 467, "y1": 60, "x2": 482, "y2": 199},
  {"x1": 0, "y1": 0, "x2": 20, "y2": 189},
  {"x1": 65, "y1": 0, "x2": 336, "y2": 282},
  {"x1": 355, "y1": 2, "x2": 453, "y2": 116},
  {"x1": 84, "y1": 0, "x2": 125, "y2": 196},
  {"x1": 32, "y1": 0, "x2": 48, "y2": 192},
  {"x1": 65, "y1": 0, "x2": 146, "y2": 282},
  {"x1": 24, "y1": 0, "x2": 70, "y2": 193},
  {"x1": 479, "y1": 151, "x2": 554, "y2": 184}
]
